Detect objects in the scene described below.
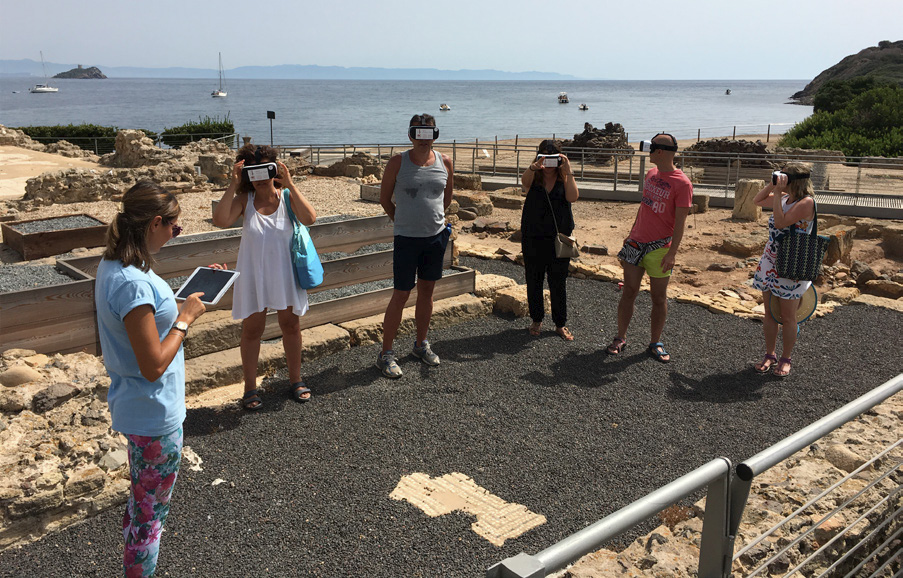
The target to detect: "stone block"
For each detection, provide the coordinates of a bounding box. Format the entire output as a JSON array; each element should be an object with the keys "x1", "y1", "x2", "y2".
[
  {"x1": 0, "y1": 366, "x2": 43, "y2": 387},
  {"x1": 473, "y1": 274, "x2": 517, "y2": 300},
  {"x1": 453, "y1": 190, "x2": 493, "y2": 216},
  {"x1": 453, "y1": 173, "x2": 482, "y2": 190},
  {"x1": 733, "y1": 179, "x2": 764, "y2": 221},
  {"x1": 581, "y1": 244, "x2": 608, "y2": 256},
  {"x1": 458, "y1": 208, "x2": 477, "y2": 221},
  {"x1": 822, "y1": 225, "x2": 856, "y2": 266},
  {"x1": 862, "y1": 280, "x2": 903, "y2": 299},
  {"x1": 488, "y1": 192, "x2": 525, "y2": 210},
  {"x1": 721, "y1": 232, "x2": 766, "y2": 257},
  {"x1": 64, "y1": 465, "x2": 106, "y2": 498},
  {"x1": 492, "y1": 285, "x2": 549, "y2": 318},
  {"x1": 98, "y1": 448, "x2": 129, "y2": 472},
  {"x1": 345, "y1": 164, "x2": 364, "y2": 178},
  {"x1": 184, "y1": 310, "x2": 242, "y2": 359},
  {"x1": 824, "y1": 444, "x2": 866, "y2": 473},
  {"x1": 852, "y1": 293, "x2": 903, "y2": 313},
  {"x1": 184, "y1": 324, "x2": 350, "y2": 393},
  {"x1": 880, "y1": 224, "x2": 903, "y2": 258},
  {"x1": 692, "y1": 194, "x2": 709, "y2": 213},
  {"x1": 822, "y1": 287, "x2": 860, "y2": 304},
  {"x1": 31, "y1": 383, "x2": 79, "y2": 413},
  {"x1": 7, "y1": 488, "x2": 64, "y2": 519}
]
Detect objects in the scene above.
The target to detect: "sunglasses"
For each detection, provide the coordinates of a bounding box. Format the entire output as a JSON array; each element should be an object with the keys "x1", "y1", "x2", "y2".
[{"x1": 168, "y1": 221, "x2": 183, "y2": 238}]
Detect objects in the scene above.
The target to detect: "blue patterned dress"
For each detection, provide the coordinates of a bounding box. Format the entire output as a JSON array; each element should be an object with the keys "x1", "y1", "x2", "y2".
[{"x1": 751, "y1": 196, "x2": 814, "y2": 300}]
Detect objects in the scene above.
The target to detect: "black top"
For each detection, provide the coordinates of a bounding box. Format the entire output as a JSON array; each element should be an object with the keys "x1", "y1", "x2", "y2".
[{"x1": 520, "y1": 179, "x2": 575, "y2": 239}]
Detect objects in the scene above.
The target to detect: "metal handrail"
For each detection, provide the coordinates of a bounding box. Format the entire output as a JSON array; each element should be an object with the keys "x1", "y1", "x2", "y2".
[
  {"x1": 486, "y1": 374, "x2": 903, "y2": 578},
  {"x1": 486, "y1": 457, "x2": 732, "y2": 578}
]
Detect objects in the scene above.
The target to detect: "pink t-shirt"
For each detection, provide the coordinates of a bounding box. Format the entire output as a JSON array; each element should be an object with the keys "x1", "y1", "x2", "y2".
[{"x1": 629, "y1": 167, "x2": 693, "y2": 244}]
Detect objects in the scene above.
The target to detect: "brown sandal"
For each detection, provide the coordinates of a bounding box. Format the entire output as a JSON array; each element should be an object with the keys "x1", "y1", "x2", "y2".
[
  {"x1": 606, "y1": 336, "x2": 627, "y2": 355},
  {"x1": 528, "y1": 322, "x2": 542, "y2": 337},
  {"x1": 556, "y1": 326, "x2": 574, "y2": 341}
]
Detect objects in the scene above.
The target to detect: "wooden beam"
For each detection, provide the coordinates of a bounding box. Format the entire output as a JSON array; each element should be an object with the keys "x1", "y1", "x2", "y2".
[{"x1": 0, "y1": 279, "x2": 95, "y2": 328}]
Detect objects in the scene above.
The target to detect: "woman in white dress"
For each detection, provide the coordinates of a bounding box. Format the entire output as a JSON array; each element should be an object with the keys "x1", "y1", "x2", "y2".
[
  {"x1": 212, "y1": 145, "x2": 317, "y2": 409},
  {"x1": 750, "y1": 162, "x2": 816, "y2": 378}
]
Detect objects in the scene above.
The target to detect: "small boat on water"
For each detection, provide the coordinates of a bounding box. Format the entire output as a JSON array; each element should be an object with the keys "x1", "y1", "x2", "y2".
[
  {"x1": 558, "y1": 92, "x2": 569, "y2": 104},
  {"x1": 30, "y1": 52, "x2": 58, "y2": 94},
  {"x1": 578, "y1": 103, "x2": 588, "y2": 111},
  {"x1": 439, "y1": 103, "x2": 451, "y2": 111},
  {"x1": 211, "y1": 53, "x2": 227, "y2": 98},
  {"x1": 725, "y1": 89, "x2": 732, "y2": 95}
]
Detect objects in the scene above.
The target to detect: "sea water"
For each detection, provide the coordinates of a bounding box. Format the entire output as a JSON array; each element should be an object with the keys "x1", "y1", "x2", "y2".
[{"x1": 0, "y1": 78, "x2": 812, "y2": 145}]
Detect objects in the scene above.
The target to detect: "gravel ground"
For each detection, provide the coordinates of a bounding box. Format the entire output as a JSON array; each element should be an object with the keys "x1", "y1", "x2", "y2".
[
  {"x1": 7, "y1": 215, "x2": 105, "y2": 233},
  {"x1": 1, "y1": 258, "x2": 901, "y2": 578},
  {"x1": 0, "y1": 263, "x2": 78, "y2": 293}
]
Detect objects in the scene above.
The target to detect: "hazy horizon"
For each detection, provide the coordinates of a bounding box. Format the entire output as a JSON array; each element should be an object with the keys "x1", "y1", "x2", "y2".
[{"x1": 1, "y1": 0, "x2": 900, "y2": 81}]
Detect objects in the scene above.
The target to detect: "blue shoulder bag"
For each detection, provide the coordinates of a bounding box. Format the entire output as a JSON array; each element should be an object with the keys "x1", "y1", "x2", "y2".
[{"x1": 283, "y1": 189, "x2": 324, "y2": 289}]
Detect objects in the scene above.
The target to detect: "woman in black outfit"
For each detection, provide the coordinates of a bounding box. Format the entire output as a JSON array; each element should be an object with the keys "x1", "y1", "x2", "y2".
[{"x1": 520, "y1": 140, "x2": 580, "y2": 340}]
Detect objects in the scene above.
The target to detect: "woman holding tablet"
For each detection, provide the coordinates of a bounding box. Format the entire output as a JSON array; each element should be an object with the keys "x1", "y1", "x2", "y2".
[
  {"x1": 212, "y1": 144, "x2": 317, "y2": 410},
  {"x1": 95, "y1": 180, "x2": 207, "y2": 578}
]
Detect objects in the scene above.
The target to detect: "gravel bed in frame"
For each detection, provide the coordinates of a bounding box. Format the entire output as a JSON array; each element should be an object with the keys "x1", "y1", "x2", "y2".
[
  {"x1": 8, "y1": 215, "x2": 105, "y2": 234},
  {"x1": 0, "y1": 264, "x2": 80, "y2": 293}
]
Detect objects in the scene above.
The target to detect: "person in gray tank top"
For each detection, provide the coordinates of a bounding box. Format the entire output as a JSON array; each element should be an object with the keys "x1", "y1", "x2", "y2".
[{"x1": 376, "y1": 114, "x2": 454, "y2": 379}]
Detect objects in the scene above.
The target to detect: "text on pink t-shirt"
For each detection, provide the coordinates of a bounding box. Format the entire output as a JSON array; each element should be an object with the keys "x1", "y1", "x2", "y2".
[{"x1": 629, "y1": 167, "x2": 693, "y2": 244}]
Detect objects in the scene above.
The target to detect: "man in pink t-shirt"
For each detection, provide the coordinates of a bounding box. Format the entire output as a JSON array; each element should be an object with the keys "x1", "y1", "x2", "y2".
[{"x1": 607, "y1": 133, "x2": 692, "y2": 363}]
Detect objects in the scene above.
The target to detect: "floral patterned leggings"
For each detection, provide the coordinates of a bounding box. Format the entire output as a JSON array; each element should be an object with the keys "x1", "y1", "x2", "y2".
[{"x1": 123, "y1": 428, "x2": 182, "y2": 578}]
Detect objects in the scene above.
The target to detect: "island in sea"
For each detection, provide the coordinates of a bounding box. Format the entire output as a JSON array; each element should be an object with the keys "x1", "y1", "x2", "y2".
[{"x1": 52, "y1": 65, "x2": 106, "y2": 79}]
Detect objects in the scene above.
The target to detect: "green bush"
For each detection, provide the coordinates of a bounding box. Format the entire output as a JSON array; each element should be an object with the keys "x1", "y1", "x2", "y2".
[
  {"x1": 160, "y1": 114, "x2": 234, "y2": 149},
  {"x1": 780, "y1": 85, "x2": 903, "y2": 157},
  {"x1": 812, "y1": 77, "x2": 888, "y2": 113},
  {"x1": 13, "y1": 124, "x2": 157, "y2": 153}
]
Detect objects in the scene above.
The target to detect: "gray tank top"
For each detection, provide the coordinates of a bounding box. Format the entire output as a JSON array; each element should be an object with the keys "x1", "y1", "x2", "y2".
[{"x1": 393, "y1": 150, "x2": 448, "y2": 237}]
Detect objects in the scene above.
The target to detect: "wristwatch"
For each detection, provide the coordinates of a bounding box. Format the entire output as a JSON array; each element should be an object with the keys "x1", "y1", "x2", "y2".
[{"x1": 171, "y1": 321, "x2": 189, "y2": 336}]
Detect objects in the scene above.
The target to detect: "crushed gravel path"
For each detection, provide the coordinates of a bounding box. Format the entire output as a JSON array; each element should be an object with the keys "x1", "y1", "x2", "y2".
[{"x1": 1, "y1": 257, "x2": 901, "y2": 577}]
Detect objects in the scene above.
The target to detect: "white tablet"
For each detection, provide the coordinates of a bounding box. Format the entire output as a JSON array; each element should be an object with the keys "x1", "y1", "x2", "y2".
[{"x1": 174, "y1": 267, "x2": 240, "y2": 305}]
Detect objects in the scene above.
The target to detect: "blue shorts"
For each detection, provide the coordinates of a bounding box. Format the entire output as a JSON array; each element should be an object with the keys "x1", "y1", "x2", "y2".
[{"x1": 393, "y1": 226, "x2": 451, "y2": 291}]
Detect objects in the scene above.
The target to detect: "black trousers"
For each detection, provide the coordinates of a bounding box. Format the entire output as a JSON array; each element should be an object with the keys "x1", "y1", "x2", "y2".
[{"x1": 522, "y1": 237, "x2": 570, "y2": 327}]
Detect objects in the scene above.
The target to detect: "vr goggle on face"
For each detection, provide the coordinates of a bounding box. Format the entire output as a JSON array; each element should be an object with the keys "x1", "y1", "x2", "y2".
[
  {"x1": 409, "y1": 126, "x2": 439, "y2": 140},
  {"x1": 639, "y1": 134, "x2": 678, "y2": 153},
  {"x1": 772, "y1": 171, "x2": 811, "y2": 185},
  {"x1": 538, "y1": 154, "x2": 562, "y2": 168},
  {"x1": 242, "y1": 163, "x2": 278, "y2": 182}
]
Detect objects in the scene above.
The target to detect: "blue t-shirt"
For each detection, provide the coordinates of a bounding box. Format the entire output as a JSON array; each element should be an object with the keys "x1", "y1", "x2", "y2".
[{"x1": 95, "y1": 258, "x2": 185, "y2": 437}]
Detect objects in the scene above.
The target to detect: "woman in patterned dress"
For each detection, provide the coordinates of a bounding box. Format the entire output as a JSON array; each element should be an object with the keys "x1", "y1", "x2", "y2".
[{"x1": 750, "y1": 162, "x2": 816, "y2": 377}]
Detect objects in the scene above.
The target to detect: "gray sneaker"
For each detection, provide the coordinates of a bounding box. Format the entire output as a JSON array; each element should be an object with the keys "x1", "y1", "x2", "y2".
[
  {"x1": 376, "y1": 349, "x2": 403, "y2": 378},
  {"x1": 412, "y1": 339, "x2": 440, "y2": 366}
]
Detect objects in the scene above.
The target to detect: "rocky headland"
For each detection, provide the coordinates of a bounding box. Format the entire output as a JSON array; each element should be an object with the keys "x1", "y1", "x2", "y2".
[
  {"x1": 52, "y1": 66, "x2": 106, "y2": 80},
  {"x1": 790, "y1": 40, "x2": 903, "y2": 105}
]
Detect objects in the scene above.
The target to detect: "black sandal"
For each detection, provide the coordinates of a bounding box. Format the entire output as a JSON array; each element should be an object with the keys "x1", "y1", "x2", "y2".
[
  {"x1": 290, "y1": 381, "x2": 311, "y2": 403},
  {"x1": 242, "y1": 388, "x2": 263, "y2": 411}
]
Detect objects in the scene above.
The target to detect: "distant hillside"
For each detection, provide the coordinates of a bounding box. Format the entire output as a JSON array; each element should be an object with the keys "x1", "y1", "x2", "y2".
[
  {"x1": 0, "y1": 59, "x2": 579, "y2": 81},
  {"x1": 790, "y1": 40, "x2": 903, "y2": 104},
  {"x1": 53, "y1": 66, "x2": 107, "y2": 79}
]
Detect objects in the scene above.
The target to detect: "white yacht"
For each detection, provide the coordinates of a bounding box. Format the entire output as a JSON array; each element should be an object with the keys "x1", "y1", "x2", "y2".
[
  {"x1": 211, "y1": 53, "x2": 227, "y2": 98},
  {"x1": 558, "y1": 92, "x2": 569, "y2": 104},
  {"x1": 30, "y1": 52, "x2": 58, "y2": 93}
]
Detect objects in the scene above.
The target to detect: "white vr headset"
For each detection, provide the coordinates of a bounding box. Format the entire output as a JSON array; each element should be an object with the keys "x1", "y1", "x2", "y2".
[
  {"x1": 242, "y1": 163, "x2": 278, "y2": 182},
  {"x1": 409, "y1": 126, "x2": 439, "y2": 140}
]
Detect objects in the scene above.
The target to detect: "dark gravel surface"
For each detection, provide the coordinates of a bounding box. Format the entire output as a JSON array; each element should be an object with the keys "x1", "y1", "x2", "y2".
[
  {"x1": 2, "y1": 257, "x2": 901, "y2": 578},
  {"x1": 0, "y1": 264, "x2": 79, "y2": 293},
  {"x1": 8, "y1": 215, "x2": 104, "y2": 234}
]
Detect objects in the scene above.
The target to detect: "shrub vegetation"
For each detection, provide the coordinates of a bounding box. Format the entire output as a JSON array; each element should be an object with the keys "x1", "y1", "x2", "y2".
[
  {"x1": 14, "y1": 124, "x2": 157, "y2": 153},
  {"x1": 160, "y1": 114, "x2": 234, "y2": 148},
  {"x1": 779, "y1": 83, "x2": 903, "y2": 157}
]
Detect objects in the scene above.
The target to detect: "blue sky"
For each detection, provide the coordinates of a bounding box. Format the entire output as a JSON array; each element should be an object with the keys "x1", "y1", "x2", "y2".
[{"x1": 1, "y1": 0, "x2": 901, "y2": 79}]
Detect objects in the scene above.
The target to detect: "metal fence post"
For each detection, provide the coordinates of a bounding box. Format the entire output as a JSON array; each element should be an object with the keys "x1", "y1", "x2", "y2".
[
  {"x1": 452, "y1": 140, "x2": 456, "y2": 167},
  {"x1": 473, "y1": 138, "x2": 478, "y2": 174},
  {"x1": 377, "y1": 144, "x2": 381, "y2": 167},
  {"x1": 493, "y1": 136, "x2": 497, "y2": 175},
  {"x1": 94, "y1": 138, "x2": 98, "y2": 155},
  {"x1": 697, "y1": 459, "x2": 734, "y2": 578},
  {"x1": 855, "y1": 163, "x2": 862, "y2": 195},
  {"x1": 613, "y1": 156, "x2": 618, "y2": 192},
  {"x1": 766, "y1": 124, "x2": 771, "y2": 142},
  {"x1": 638, "y1": 157, "x2": 646, "y2": 193},
  {"x1": 732, "y1": 126, "x2": 736, "y2": 139},
  {"x1": 725, "y1": 158, "x2": 732, "y2": 198},
  {"x1": 697, "y1": 128, "x2": 701, "y2": 142},
  {"x1": 516, "y1": 150, "x2": 521, "y2": 185}
]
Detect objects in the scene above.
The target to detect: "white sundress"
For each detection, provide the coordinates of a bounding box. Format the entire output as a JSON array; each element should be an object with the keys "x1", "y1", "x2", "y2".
[
  {"x1": 232, "y1": 191, "x2": 309, "y2": 320},
  {"x1": 751, "y1": 197, "x2": 815, "y2": 300}
]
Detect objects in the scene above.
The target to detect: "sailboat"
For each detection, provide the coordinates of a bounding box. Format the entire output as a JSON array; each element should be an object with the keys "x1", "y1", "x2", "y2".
[
  {"x1": 30, "y1": 52, "x2": 58, "y2": 94},
  {"x1": 211, "y1": 53, "x2": 227, "y2": 98}
]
